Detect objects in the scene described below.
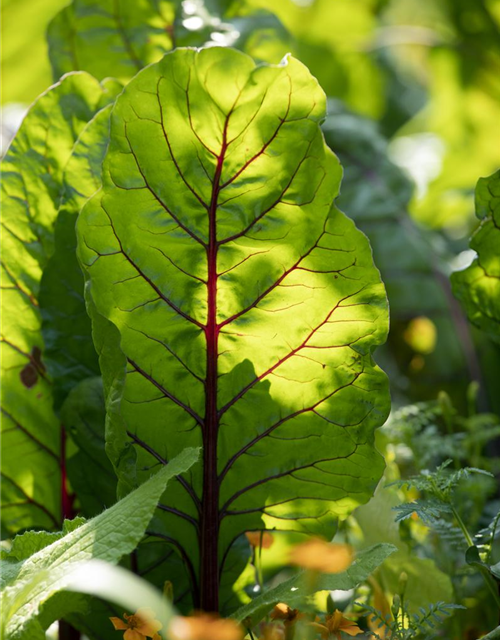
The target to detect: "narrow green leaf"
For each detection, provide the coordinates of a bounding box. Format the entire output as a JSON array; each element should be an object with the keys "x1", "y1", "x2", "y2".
[
  {"x1": 1, "y1": 73, "x2": 118, "y2": 534},
  {"x1": 1, "y1": 447, "x2": 199, "y2": 639},
  {"x1": 78, "y1": 47, "x2": 390, "y2": 610},
  {"x1": 452, "y1": 169, "x2": 500, "y2": 343},
  {"x1": 231, "y1": 543, "x2": 397, "y2": 625}
]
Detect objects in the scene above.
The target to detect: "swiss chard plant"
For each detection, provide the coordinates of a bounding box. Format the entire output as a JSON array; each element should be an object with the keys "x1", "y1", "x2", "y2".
[{"x1": 4, "y1": 1, "x2": 500, "y2": 638}]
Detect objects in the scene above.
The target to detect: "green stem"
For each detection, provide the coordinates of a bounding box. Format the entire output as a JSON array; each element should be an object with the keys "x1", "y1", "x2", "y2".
[
  {"x1": 451, "y1": 506, "x2": 474, "y2": 547},
  {"x1": 452, "y1": 507, "x2": 500, "y2": 609}
]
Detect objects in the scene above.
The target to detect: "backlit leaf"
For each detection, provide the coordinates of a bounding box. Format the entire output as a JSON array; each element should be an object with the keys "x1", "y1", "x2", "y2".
[{"x1": 78, "y1": 47, "x2": 390, "y2": 611}]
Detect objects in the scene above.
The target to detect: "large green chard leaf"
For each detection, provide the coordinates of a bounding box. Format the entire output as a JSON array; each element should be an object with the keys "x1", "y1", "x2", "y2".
[
  {"x1": 1, "y1": 73, "x2": 119, "y2": 534},
  {"x1": 78, "y1": 47, "x2": 390, "y2": 611},
  {"x1": 452, "y1": 170, "x2": 500, "y2": 343},
  {"x1": 1, "y1": 447, "x2": 198, "y2": 640},
  {"x1": 322, "y1": 104, "x2": 481, "y2": 404}
]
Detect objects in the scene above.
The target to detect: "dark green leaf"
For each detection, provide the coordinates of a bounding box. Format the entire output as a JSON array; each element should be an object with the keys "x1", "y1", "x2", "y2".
[{"x1": 39, "y1": 104, "x2": 117, "y2": 408}]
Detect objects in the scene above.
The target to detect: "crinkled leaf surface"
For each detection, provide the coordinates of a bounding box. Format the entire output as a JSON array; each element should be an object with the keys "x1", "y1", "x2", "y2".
[
  {"x1": 78, "y1": 47, "x2": 390, "y2": 611},
  {"x1": 231, "y1": 543, "x2": 396, "y2": 626},
  {"x1": 452, "y1": 170, "x2": 500, "y2": 343},
  {"x1": 1, "y1": 447, "x2": 198, "y2": 640},
  {"x1": 1, "y1": 73, "x2": 118, "y2": 534}
]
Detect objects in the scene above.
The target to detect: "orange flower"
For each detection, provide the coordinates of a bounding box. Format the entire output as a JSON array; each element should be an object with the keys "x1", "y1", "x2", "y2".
[
  {"x1": 270, "y1": 603, "x2": 304, "y2": 628},
  {"x1": 110, "y1": 608, "x2": 162, "y2": 640},
  {"x1": 310, "y1": 611, "x2": 363, "y2": 639},
  {"x1": 169, "y1": 612, "x2": 243, "y2": 640},
  {"x1": 245, "y1": 531, "x2": 275, "y2": 549},
  {"x1": 289, "y1": 538, "x2": 353, "y2": 573}
]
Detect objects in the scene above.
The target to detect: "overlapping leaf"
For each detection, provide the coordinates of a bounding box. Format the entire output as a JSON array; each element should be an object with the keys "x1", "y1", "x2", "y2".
[
  {"x1": 78, "y1": 47, "x2": 390, "y2": 610},
  {"x1": 452, "y1": 170, "x2": 500, "y2": 343},
  {"x1": 1, "y1": 73, "x2": 118, "y2": 534}
]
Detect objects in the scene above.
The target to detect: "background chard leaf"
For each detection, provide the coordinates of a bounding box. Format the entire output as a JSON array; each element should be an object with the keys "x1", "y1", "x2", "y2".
[
  {"x1": 452, "y1": 170, "x2": 500, "y2": 343},
  {"x1": 39, "y1": 103, "x2": 118, "y2": 409},
  {"x1": 47, "y1": 0, "x2": 176, "y2": 83},
  {"x1": 78, "y1": 47, "x2": 390, "y2": 611},
  {"x1": 0, "y1": 73, "x2": 119, "y2": 535},
  {"x1": 47, "y1": 0, "x2": 289, "y2": 84}
]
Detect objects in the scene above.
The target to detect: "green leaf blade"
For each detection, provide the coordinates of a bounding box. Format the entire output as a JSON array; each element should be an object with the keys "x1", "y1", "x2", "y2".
[
  {"x1": 78, "y1": 47, "x2": 390, "y2": 610},
  {"x1": 47, "y1": 0, "x2": 176, "y2": 82}
]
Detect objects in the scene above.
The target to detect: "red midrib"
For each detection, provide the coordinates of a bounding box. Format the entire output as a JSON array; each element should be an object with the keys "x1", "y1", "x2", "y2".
[{"x1": 200, "y1": 126, "x2": 228, "y2": 611}]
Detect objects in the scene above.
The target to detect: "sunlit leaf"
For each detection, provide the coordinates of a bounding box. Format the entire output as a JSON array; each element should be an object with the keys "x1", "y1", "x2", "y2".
[
  {"x1": 47, "y1": 0, "x2": 176, "y2": 83},
  {"x1": 78, "y1": 47, "x2": 390, "y2": 611}
]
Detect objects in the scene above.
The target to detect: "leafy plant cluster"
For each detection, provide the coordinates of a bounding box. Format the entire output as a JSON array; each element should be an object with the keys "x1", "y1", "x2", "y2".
[{"x1": 1, "y1": 1, "x2": 500, "y2": 639}]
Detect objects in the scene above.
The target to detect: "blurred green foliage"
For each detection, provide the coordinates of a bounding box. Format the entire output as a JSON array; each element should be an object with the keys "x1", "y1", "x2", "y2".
[{"x1": 1, "y1": 0, "x2": 67, "y2": 104}]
